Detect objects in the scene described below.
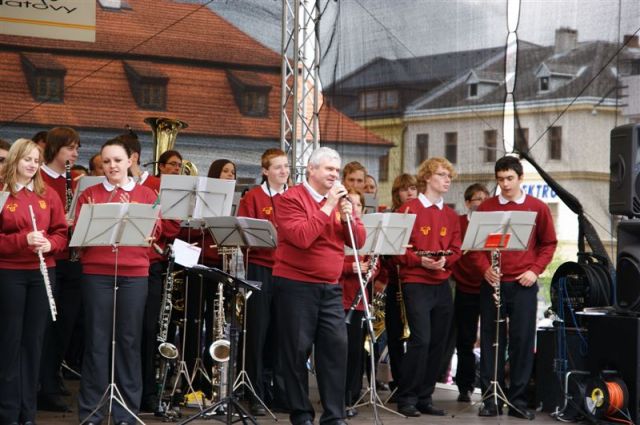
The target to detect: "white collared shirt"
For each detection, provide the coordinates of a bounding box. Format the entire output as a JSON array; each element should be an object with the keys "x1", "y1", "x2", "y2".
[
  {"x1": 15, "y1": 181, "x2": 34, "y2": 192},
  {"x1": 102, "y1": 177, "x2": 136, "y2": 192},
  {"x1": 40, "y1": 164, "x2": 62, "y2": 179},
  {"x1": 303, "y1": 180, "x2": 326, "y2": 203},
  {"x1": 261, "y1": 181, "x2": 287, "y2": 197},
  {"x1": 418, "y1": 192, "x2": 444, "y2": 210},
  {"x1": 138, "y1": 170, "x2": 150, "y2": 186},
  {"x1": 498, "y1": 191, "x2": 526, "y2": 205}
]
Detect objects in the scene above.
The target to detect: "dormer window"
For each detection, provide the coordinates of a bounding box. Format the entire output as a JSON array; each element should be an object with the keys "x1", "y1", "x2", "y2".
[
  {"x1": 539, "y1": 76, "x2": 549, "y2": 92},
  {"x1": 21, "y1": 53, "x2": 67, "y2": 103},
  {"x1": 227, "y1": 70, "x2": 271, "y2": 117},
  {"x1": 465, "y1": 70, "x2": 501, "y2": 99},
  {"x1": 124, "y1": 61, "x2": 168, "y2": 110},
  {"x1": 535, "y1": 62, "x2": 576, "y2": 93},
  {"x1": 358, "y1": 89, "x2": 399, "y2": 111}
]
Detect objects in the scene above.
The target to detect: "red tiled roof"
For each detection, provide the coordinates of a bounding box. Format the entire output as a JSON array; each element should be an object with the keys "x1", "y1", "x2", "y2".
[
  {"x1": 319, "y1": 105, "x2": 393, "y2": 146},
  {"x1": 227, "y1": 70, "x2": 272, "y2": 89},
  {"x1": 0, "y1": 0, "x2": 282, "y2": 68},
  {"x1": 21, "y1": 52, "x2": 66, "y2": 71}
]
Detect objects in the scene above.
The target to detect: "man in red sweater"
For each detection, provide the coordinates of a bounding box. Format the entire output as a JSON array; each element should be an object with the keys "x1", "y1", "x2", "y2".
[
  {"x1": 476, "y1": 156, "x2": 557, "y2": 420},
  {"x1": 272, "y1": 147, "x2": 365, "y2": 425},
  {"x1": 394, "y1": 157, "x2": 461, "y2": 418},
  {"x1": 451, "y1": 183, "x2": 489, "y2": 403}
]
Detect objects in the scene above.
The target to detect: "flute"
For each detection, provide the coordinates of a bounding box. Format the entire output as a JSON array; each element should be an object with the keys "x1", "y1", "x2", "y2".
[{"x1": 28, "y1": 205, "x2": 57, "y2": 321}]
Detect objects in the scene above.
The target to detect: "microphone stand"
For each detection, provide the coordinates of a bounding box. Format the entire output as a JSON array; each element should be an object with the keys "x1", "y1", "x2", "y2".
[{"x1": 343, "y1": 208, "x2": 402, "y2": 424}]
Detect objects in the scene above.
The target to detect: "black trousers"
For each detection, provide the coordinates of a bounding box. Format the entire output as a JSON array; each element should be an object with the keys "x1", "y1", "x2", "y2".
[
  {"x1": 396, "y1": 281, "x2": 453, "y2": 408},
  {"x1": 383, "y1": 282, "x2": 404, "y2": 386},
  {"x1": 245, "y1": 263, "x2": 275, "y2": 401},
  {"x1": 454, "y1": 288, "x2": 480, "y2": 393},
  {"x1": 479, "y1": 281, "x2": 537, "y2": 408},
  {"x1": 78, "y1": 274, "x2": 147, "y2": 424},
  {"x1": 141, "y1": 261, "x2": 164, "y2": 402},
  {"x1": 273, "y1": 277, "x2": 347, "y2": 425},
  {"x1": 344, "y1": 310, "x2": 364, "y2": 405},
  {"x1": 39, "y1": 259, "x2": 83, "y2": 395},
  {"x1": 0, "y1": 268, "x2": 53, "y2": 424}
]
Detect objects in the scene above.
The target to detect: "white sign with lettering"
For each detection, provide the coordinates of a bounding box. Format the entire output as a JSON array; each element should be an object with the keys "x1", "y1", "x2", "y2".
[{"x1": 0, "y1": 0, "x2": 96, "y2": 42}]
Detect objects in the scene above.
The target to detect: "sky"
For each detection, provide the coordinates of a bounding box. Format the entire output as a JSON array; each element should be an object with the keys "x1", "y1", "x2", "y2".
[{"x1": 199, "y1": 0, "x2": 639, "y2": 82}]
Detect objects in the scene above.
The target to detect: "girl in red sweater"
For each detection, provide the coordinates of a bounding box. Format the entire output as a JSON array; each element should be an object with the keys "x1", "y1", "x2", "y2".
[
  {"x1": 0, "y1": 138, "x2": 68, "y2": 425},
  {"x1": 75, "y1": 138, "x2": 160, "y2": 425}
]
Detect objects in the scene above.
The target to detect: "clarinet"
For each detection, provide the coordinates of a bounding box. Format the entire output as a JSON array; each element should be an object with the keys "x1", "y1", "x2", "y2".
[
  {"x1": 65, "y1": 161, "x2": 80, "y2": 262},
  {"x1": 414, "y1": 249, "x2": 453, "y2": 257},
  {"x1": 28, "y1": 205, "x2": 57, "y2": 321}
]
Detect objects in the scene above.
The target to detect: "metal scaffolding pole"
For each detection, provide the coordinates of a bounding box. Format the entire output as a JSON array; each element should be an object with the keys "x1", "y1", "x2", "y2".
[{"x1": 280, "y1": 0, "x2": 321, "y2": 183}]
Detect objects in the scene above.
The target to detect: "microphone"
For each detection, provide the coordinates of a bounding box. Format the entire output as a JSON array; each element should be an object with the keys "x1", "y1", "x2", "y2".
[
  {"x1": 143, "y1": 161, "x2": 161, "y2": 167},
  {"x1": 333, "y1": 182, "x2": 351, "y2": 202}
]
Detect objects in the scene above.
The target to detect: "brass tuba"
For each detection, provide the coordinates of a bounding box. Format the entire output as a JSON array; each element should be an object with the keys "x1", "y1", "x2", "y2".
[{"x1": 144, "y1": 117, "x2": 188, "y2": 175}]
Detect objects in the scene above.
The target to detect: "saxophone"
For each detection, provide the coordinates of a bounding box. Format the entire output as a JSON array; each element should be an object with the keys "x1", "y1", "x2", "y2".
[{"x1": 209, "y1": 281, "x2": 230, "y2": 404}]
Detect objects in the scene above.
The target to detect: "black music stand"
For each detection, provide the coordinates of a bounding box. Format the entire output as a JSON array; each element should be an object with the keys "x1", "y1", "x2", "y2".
[
  {"x1": 179, "y1": 266, "x2": 262, "y2": 425},
  {"x1": 461, "y1": 210, "x2": 536, "y2": 417},
  {"x1": 159, "y1": 176, "x2": 236, "y2": 409},
  {"x1": 205, "y1": 216, "x2": 278, "y2": 420},
  {"x1": 71, "y1": 202, "x2": 160, "y2": 425},
  {"x1": 344, "y1": 212, "x2": 415, "y2": 424}
]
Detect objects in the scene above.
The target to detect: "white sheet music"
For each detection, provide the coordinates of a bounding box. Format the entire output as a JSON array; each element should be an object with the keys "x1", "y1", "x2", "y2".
[
  {"x1": 66, "y1": 176, "x2": 106, "y2": 220},
  {"x1": 461, "y1": 211, "x2": 537, "y2": 251},
  {"x1": 345, "y1": 212, "x2": 416, "y2": 256},
  {"x1": 159, "y1": 175, "x2": 235, "y2": 223}
]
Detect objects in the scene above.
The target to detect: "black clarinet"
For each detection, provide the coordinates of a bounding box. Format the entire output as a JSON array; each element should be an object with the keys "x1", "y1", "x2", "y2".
[
  {"x1": 65, "y1": 161, "x2": 79, "y2": 261},
  {"x1": 414, "y1": 249, "x2": 453, "y2": 257}
]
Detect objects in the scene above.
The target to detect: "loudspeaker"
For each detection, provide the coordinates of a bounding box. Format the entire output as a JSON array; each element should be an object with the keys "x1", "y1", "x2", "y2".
[
  {"x1": 609, "y1": 123, "x2": 640, "y2": 217},
  {"x1": 616, "y1": 220, "x2": 640, "y2": 312},
  {"x1": 536, "y1": 327, "x2": 588, "y2": 413},
  {"x1": 586, "y1": 314, "x2": 640, "y2": 423}
]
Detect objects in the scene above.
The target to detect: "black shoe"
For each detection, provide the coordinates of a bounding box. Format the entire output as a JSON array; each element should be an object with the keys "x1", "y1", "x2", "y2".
[
  {"x1": 416, "y1": 402, "x2": 446, "y2": 416},
  {"x1": 508, "y1": 406, "x2": 535, "y2": 420},
  {"x1": 250, "y1": 402, "x2": 266, "y2": 417},
  {"x1": 345, "y1": 407, "x2": 358, "y2": 418},
  {"x1": 397, "y1": 404, "x2": 421, "y2": 417},
  {"x1": 23, "y1": 421, "x2": 36, "y2": 425},
  {"x1": 457, "y1": 391, "x2": 471, "y2": 402},
  {"x1": 37, "y1": 393, "x2": 71, "y2": 412},
  {"x1": 478, "y1": 402, "x2": 499, "y2": 417}
]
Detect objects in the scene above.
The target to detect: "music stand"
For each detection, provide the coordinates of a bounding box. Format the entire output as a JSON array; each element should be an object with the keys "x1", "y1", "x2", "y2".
[
  {"x1": 65, "y1": 175, "x2": 106, "y2": 221},
  {"x1": 461, "y1": 210, "x2": 536, "y2": 416},
  {"x1": 0, "y1": 185, "x2": 9, "y2": 210},
  {"x1": 71, "y1": 202, "x2": 160, "y2": 425},
  {"x1": 344, "y1": 212, "x2": 416, "y2": 424},
  {"x1": 179, "y1": 266, "x2": 262, "y2": 425},
  {"x1": 205, "y1": 216, "x2": 278, "y2": 419}
]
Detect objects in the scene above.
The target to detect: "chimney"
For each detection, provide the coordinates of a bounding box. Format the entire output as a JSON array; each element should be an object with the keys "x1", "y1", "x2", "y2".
[
  {"x1": 98, "y1": 0, "x2": 122, "y2": 9},
  {"x1": 624, "y1": 34, "x2": 639, "y2": 48},
  {"x1": 554, "y1": 27, "x2": 578, "y2": 55}
]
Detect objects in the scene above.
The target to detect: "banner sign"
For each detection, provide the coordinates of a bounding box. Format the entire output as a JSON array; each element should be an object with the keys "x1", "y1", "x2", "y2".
[{"x1": 0, "y1": 0, "x2": 96, "y2": 42}]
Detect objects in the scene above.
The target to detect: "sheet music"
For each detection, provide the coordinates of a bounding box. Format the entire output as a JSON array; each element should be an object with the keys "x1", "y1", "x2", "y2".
[
  {"x1": 461, "y1": 210, "x2": 537, "y2": 251},
  {"x1": 159, "y1": 175, "x2": 235, "y2": 223},
  {"x1": 66, "y1": 176, "x2": 106, "y2": 220},
  {"x1": 345, "y1": 212, "x2": 416, "y2": 256},
  {"x1": 205, "y1": 216, "x2": 277, "y2": 249}
]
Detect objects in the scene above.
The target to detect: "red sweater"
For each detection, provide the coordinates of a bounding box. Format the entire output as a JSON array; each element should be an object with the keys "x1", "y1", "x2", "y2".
[
  {"x1": 273, "y1": 184, "x2": 366, "y2": 284},
  {"x1": 0, "y1": 188, "x2": 68, "y2": 269},
  {"x1": 75, "y1": 183, "x2": 161, "y2": 277},
  {"x1": 237, "y1": 185, "x2": 281, "y2": 268},
  {"x1": 395, "y1": 198, "x2": 461, "y2": 284},
  {"x1": 452, "y1": 215, "x2": 485, "y2": 294},
  {"x1": 476, "y1": 195, "x2": 557, "y2": 281}
]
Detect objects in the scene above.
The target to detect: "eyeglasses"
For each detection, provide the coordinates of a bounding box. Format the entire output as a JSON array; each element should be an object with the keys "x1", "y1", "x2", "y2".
[
  {"x1": 165, "y1": 161, "x2": 182, "y2": 167},
  {"x1": 433, "y1": 172, "x2": 452, "y2": 179}
]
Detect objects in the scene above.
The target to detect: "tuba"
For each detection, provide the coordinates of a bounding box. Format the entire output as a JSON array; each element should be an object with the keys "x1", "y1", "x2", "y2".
[{"x1": 144, "y1": 116, "x2": 188, "y2": 175}]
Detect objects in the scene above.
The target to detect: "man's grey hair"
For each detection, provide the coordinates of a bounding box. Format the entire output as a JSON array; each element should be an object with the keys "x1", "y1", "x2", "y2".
[{"x1": 307, "y1": 147, "x2": 341, "y2": 168}]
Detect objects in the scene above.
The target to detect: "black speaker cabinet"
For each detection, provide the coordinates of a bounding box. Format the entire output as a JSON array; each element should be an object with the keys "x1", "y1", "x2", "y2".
[
  {"x1": 536, "y1": 327, "x2": 588, "y2": 413},
  {"x1": 617, "y1": 220, "x2": 640, "y2": 312},
  {"x1": 586, "y1": 314, "x2": 640, "y2": 423},
  {"x1": 610, "y1": 123, "x2": 640, "y2": 217}
]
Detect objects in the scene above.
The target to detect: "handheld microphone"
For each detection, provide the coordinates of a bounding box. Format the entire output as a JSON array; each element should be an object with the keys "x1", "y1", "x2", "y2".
[
  {"x1": 333, "y1": 182, "x2": 351, "y2": 202},
  {"x1": 142, "y1": 161, "x2": 161, "y2": 167}
]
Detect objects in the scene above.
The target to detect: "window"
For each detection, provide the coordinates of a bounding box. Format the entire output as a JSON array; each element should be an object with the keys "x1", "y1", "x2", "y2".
[
  {"x1": 548, "y1": 126, "x2": 562, "y2": 160},
  {"x1": 359, "y1": 89, "x2": 399, "y2": 111},
  {"x1": 124, "y1": 61, "x2": 169, "y2": 111},
  {"x1": 380, "y1": 89, "x2": 399, "y2": 109},
  {"x1": 378, "y1": 153, "x2": 389, "y2": 182},
  {"x1": 515, "y1": 127, "x2": 529, "y2": 152},
  {"x1": 445, "y1": 132, "x2": 457, "y2": 164},
  {"x1": 241, "y1": 91, "x2": 268, "y2": 116},
  {"x1": 415, "y1": 134, "x2": 429, "y2": 167},
  {"x1": 140, "y1": 83, "x2": 166, "y2": 110},
  {"x1": 468, "y1": 83, "x2": 478, "y2": 98},
  {"x1": 539, "y1": 77, "x2": 549, "y2": 91},
  {"x1": 484, "y1": 130, "x2": 497, "y2": 163},
  {"x1": 226, "y1": 70, "x2": 271, "y2": 117},
  {"x1": 21, "y1": 53, "x2": 66, "y2": 103},
  {"x1": 34, "y1": 75, "x2": 63, "y2": 102}
]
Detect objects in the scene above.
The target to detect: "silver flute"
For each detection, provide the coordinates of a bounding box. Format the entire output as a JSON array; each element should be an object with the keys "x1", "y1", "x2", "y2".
[{"x1": 28, "y1": 205, "x2": 57, "y2": 321}]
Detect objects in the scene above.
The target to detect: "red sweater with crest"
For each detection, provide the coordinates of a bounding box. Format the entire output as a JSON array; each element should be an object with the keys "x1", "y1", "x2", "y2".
[{"x1": 237, "y1": 185, "x2": 281, "y2": 268}]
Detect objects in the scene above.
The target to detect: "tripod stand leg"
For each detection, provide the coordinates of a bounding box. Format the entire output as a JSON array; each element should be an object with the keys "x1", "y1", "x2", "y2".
[{"x1": 233, "y1": 370, "x2": 278, "y2": 420}]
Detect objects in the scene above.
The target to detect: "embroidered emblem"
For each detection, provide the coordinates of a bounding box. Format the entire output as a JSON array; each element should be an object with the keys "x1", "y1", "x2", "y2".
[
  {"x1": 420, "y1": 226, "x2": 431, "y2": 236},
  {"x1": 6, "y1": 203, "x2": 17, "y2": 213},
  {"x1": 336, "y1": 211, "x2": 342, "y2": 223},
  {"x1": 440, "y1": 226, "x2": 447, "y2": 236},
  {"x1": 39, "y1": 200, "x2": 47, "y2": 210},
  {"x1": 262, "y1": 206, "x2": 273, "y2": 216}
]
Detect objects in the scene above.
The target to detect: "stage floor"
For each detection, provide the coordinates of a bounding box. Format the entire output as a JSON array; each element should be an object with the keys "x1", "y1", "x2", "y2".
[{"x1": 38, "y1": 380, "x2": 561, "y2": 425}]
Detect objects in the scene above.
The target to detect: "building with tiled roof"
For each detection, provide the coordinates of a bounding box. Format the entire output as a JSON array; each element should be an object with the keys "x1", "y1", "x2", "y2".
[{"x1": 0, "y1": 0, "x2": 392, "y2": 180}]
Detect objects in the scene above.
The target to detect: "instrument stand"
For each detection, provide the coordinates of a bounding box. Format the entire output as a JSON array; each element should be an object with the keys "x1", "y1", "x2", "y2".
[
  {"x1": 189, "y1": 271, "x2": 212, "y2": 388},
  {"x1": 343, "y1": 213, "x2": 415, "y2": 424},
  {"x1": 71, "y1": 202, "x2": 159, "y2": 425},
  {"x1": 179, "y1": 267, "x2": 262, "y2": 425},
  {"x1": 460, "y1": 210, "x2": 537, "y2": 417}
]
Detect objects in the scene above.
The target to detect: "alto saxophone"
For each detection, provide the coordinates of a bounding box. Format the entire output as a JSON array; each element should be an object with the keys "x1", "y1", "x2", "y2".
[{"x1": 209, "y1": 281, "x2": 230, "y2": 404}]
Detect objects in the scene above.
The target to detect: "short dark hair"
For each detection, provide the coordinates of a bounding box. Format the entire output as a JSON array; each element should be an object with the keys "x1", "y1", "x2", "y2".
[
  {"x1": 464, "y1": 183, "x2": 489, "y2": 201},
  {"x1": 114, "y1": 133, "x2": 141, "y2": 163},
  {"x1": 0, "y1": 138, "x2": 10, "y2": 151},
  {"x1": 158, "y1": 149, "x2": 182, "y2": 164},
  {"x1": 89, "y1": 153, "x2": 100, "y2": 172},
  {"x1": 495, "y1": 155, "x2": 523, "y2": 178},
  {"x1": 208, "y1": 159, "x2": 236, "y2": 179},
  {"x1": 102, "y1": 137, "x2": 133, "y2": 158},
  {"x1": 31, "y1": 131, "x2": 48, "y2": 145},
  {"x1": 44, "y1": 127, "x2": 80, "y2": 164}
]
